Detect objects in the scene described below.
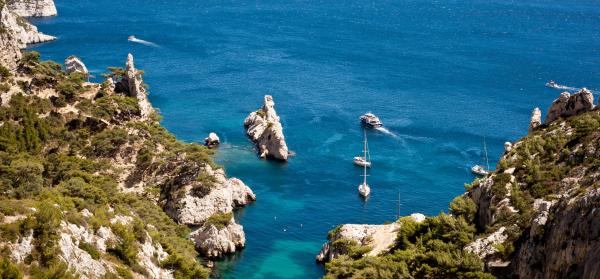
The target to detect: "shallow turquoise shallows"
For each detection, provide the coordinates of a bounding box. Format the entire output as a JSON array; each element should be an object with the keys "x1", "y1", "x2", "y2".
[{"x1": 30, "y1": 0, "x2": 600, "y2": 278}]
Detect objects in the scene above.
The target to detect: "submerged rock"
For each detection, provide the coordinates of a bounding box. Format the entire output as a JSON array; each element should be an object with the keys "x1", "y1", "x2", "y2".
[
  {"x1": 244, "y1": 95, "x2": 289, "y2": 160},
  {"x1": 65, "y1": 56, "x2": 89, "y2": 74},
  {"x1": 545, "y1": 89, "x2": 594, "y2": 124}
]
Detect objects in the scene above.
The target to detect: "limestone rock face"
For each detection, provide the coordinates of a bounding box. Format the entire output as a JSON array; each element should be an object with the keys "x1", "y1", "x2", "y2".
[
  {"x1": 0, "y1": 6, "x2": 22, "y2": 69},
  {"x1": 317, "y1": 222, "x2": 401, "y2": 262},
  {"x1": 2, "y1": 4, "x2": 55, "y2": 46},
  {"x1": 528, "y1": 107, "x2": 541, "y2": 133},
  {"x1": 190, "y1": 218, "x2": 246, "y2": 258},
  {"x1": 545, "y1": 89, "x2": 595, "y2": 124},
  {"x1": 244, "y1": 95, "x2": 289, "y2": 160},
  {"x1": 465, "y1": 227, "x2": 508, "y2": 259},
  {"x1": 65, "y1": 56, "x2": 89, "y2": 74},
  {"x1": 169, "y1": 165, "x2": 256, "y2": 225},
  {"x1": 117, "y1": 54, "x2": 153, "y2": 120},
  {"x1": 510, "y1": 188, "x2": 600, "y2": 279},
  {"x1": 7, "y1": 0, "x2": 57, "y2": 17}
]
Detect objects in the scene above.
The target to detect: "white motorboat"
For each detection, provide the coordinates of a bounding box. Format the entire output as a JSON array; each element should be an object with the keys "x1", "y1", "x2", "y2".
[
  {"x1": 360, "y1": 112, "x2": 383, "y2": 128},
  {"x1": 545, "y1": 80, "x2": 559, "y2": 89}
]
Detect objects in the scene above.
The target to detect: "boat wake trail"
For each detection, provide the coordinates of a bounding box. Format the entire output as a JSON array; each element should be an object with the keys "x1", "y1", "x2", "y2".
[
  {"x1": 550, "y1": 84, "x2": 578, "y2": 91},
  {"x1": 129, "y1": 38, "x2": 159, "y2": 47},
  {"x1": 375, "y1": 127, "x2": 398, "y2": 138}
]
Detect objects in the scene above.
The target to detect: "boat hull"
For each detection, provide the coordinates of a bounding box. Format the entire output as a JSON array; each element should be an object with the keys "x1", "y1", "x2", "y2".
[
  {"x1": 353, "y1": 157, "x2": 371, "y2": 168},
  {"x1": 471, "y1": 165, "x2": 489, "y2": 176},
  {"x1": 358, "y1": 183, "x2": 371, "y2": 197}
]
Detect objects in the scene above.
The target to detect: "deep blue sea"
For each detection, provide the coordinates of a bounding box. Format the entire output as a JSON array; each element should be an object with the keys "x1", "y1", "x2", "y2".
[{"x1": 29, "y1": 0, "x2": 600, "y2": 277}]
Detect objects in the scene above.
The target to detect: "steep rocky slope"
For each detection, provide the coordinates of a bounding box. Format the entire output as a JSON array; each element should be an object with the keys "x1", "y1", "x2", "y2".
[
  {"x1": 0, "y1": 0, "x2": 55, "y2": 69},
  {"x1": 319, "y1": 88, "x2": 600, "y2": 278},
  {"x1": 0, "y1": 49, "x2": 255, "y2": 277}
]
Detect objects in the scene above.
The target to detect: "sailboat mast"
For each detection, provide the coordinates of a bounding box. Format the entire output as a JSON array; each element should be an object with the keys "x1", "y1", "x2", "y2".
[
  {"x1": 397, "y1": 191, "x2": 401, "y2": 219},
  {"x1": 484, "y1": 137, "x2": 489, "y2": 170},
  {"x1": 363, "y1": 129, "x2": 367, "y2": 185}
]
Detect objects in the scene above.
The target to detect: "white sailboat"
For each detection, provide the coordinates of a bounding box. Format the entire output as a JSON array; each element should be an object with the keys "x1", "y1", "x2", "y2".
[
  {"x1": 353, "y1": 130, "x2": 371, "y2": 168},
  {"x1": 471, "y1": 137, "x2": 490, "y2": 176},
  {"x1": 358, "y1": 129, "x2": 371, "y2": 197}
]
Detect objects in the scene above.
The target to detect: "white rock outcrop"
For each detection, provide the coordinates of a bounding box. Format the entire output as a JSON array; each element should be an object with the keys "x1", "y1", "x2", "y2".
[
  {"x1": 174, "y1": 167, "x2": 256, "y2": 225},
  {"x1": 120, "y1": 53, "x2": 153, "y2": 120},
  {"x1": 10, "y1": 230, "x2": 34, "y2": 262},
  {"x1": 204, "y1": 132, "x2": 220, "y2": 148},
  {"x1": 545, "y1": 89, "x2": 595, "y2": 124},
  {"x1": 190, "y1": 217, "x2": 246, "y2": 258},
  {"x1": 528, "y1": 107, "x2": 541, "y2": 133},
  {"x1": 316, "y1": 223, "x2": 400, "y2": 262},
  {"x1": 465, "y1": 227, "x2": 508, "y2": 259},
  {"x1": 137, "y1": 233, "x2": 173, "y2": 279},
  {"x1": 2, "y1": 4, "x2": 55, "y2": 46},
  {"x1": 7, "y1": 0, "x2": 57, "y2": 17},
  {"x1": 0, "y1": 7, "x2": 22, "y2": 69},
  {"x1": 65, "y1": 56, "x2": 89, "y2": 74},
  {"x1": 244, "y1": 95, "x2": 289, "y2": 160}
]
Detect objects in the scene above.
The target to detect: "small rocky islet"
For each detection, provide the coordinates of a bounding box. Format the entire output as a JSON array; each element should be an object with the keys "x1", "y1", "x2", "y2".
[{"x1": 0, "y1": 1, "x2": 599, "y2": 278}]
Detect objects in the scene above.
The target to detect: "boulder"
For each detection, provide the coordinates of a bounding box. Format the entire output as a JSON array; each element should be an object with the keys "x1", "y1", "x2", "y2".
[
  {"x1": 168, "y1": 165, "x2": 256, "y2": 225},
  {"x1": 190, "y1": 217, "x2": 246, "y2": 258},
  {"x1": 244, "y1": 95, "x2": 289, "y2": 160},
  {"x1": 528, "y1": 107, "x2": 541, "y2": 133},
  {"x1": 504, "y1": 142, "x2": 513, "y2": 153},
  {"x1": 65, "y1": 56, "x2": 89, "y2": 75},
  {"x1": 545, "y1": 89, "x2": 595, "y2": 124},
  {"x1": 204, "y1": 132, "x2": 220, "y2": 148}
]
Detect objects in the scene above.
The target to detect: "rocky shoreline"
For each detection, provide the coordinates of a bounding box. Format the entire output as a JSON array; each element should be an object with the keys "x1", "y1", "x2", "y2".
[{"x1": 0, "y1": 2, "x2": 257, "y2": 277}]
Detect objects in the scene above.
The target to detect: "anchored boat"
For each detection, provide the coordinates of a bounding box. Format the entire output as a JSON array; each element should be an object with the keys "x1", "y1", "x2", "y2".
[
  {"x1": 353, "y1": 130, "x2": 371, "y2": 168},
  {"x1": 471, "y1": 137, "x2": 490, "y2": 176},
  {"x1": 358, "y1": 129, "x2": 371, "y2": 198}
]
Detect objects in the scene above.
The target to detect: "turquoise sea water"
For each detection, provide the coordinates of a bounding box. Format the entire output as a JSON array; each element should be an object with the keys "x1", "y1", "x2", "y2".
[{"x1": 30, "y1": 1, "x2": 600, "y2": 278}]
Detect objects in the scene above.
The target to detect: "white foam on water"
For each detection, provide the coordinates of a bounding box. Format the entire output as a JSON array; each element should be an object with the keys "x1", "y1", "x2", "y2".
[
  {"x1": 129, "y1": 38, "x2": 159, "y2": 47},
  {"x1": 374, "y1": 127, "x2": 398, "y2": 138}
]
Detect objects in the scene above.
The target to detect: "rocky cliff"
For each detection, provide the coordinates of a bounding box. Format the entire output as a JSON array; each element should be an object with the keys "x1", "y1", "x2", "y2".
[
  {"x1": 0, "y1": 49, "x2": 255, "y2": 277},
  {"x1": 7, "y1": 0, "x2": 57, "y2": 17},
  {"x1": 319, "y1": 90, "x2": 600, "y2": 278},
  {"x1": 244, "y1": 95, "x2": 290, "y2": 160},
  {"x1": 0, "y1": 0, "x2": 55, "y2": 68}
]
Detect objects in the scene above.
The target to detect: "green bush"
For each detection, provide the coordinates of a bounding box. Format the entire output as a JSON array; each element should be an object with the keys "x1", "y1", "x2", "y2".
[
  {"x1": 79, "y1": 242, "x2": 100, "y2": 260},
  {"x1": 0, "y1": 257, "x2": 22, "y2": 279},
  {"x1": 204, "y1": 212, "x2": 232, "y2": 230},
  {"x1": 449, "y1": 195, "x2": 477, "y2": 222}
]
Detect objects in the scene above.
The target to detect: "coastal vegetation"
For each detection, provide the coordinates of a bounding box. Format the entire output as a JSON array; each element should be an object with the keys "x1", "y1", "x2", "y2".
[{"x1": 0, "y1": 51, "x2": 212, "y2": 278}]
